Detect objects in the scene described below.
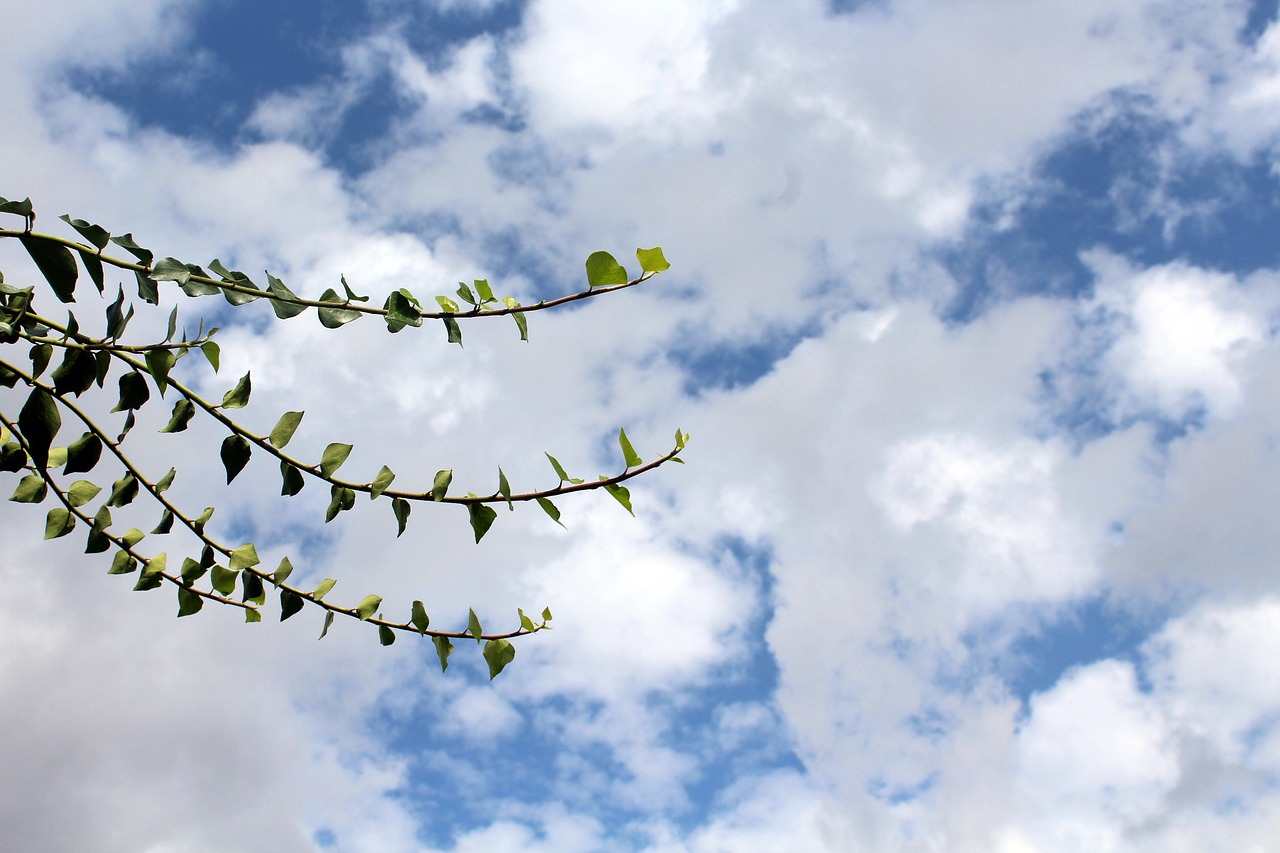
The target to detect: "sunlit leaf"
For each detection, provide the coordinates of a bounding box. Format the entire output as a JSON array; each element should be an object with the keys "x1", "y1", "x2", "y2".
[
  {"x1": 433, "y1": 635, "x2": 453, "y2": 671},
  {"x1": 371, "y1": 465, "x2": 395, "y2": 499},
  {"x1": 229, "y1": 543, "x2": 260, "y2": 571},
  {"x1": 320, "y1": 442, "x2": 352, "y2": 477},
  {"x1": 319, "y1": 610, "x2": 335, "y2": 640},
  {"x1": 210, "y1": 565, "x2": 237, "y2": 595},
  {"x1": 467, "y1": 608, "x2": 483, "y2": 643},
  {"x1": 536, "y1": 496, "x2": 564, "y2": 528},
  {"x1": 432, "y1": 469, "x2": 452, "y2": 501},
  {"x1": 635, "y1": 246, "x2": 670, "y2": 273},
  {"x1": 585, "y1": 250, "x2": 628, "y2": 287},
  {"x1": 618, "y1": 427, "x2": 642, "y2": 468},
  {"x1": 483, "y1": 639, "x2": 515, "y2": 680},
  {"x1": 355, "y1": 594, "x2": 382, "y2": 621},
  {"x1": 312, "y1": 578, "x2": 337, "y2": 600},
  {"x1": 411, "y1": 600, "x2": 429, "y2": 633},
  {"x1": 66, "y1": 479, "x2": 100, "y2": 508},
  {"x1": 601, "y1": 480, "x2": 635, "y2": 516},
  {"x1": 221, "y1": 371, "x2": 251, "y2": 409},
  {"x1": 9, "y1": 474, "x2": 47, "y2": 503},
  {"x1": 43, "y1": 508, "x2": 75, "y2": 539},
  {"x1": 269, "y1": 411, "x2": 304, "y2": 448},
  {"x1": 392, "y1": 497, "x2": 410, "y2": 536}
]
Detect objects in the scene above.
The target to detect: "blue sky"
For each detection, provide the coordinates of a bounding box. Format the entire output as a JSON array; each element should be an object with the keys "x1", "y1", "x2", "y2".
[{"x1": 5, "y1": 1, "x2": 1280, "y2": 851}]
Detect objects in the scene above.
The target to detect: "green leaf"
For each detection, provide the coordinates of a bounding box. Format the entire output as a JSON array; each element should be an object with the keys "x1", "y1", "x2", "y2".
[
  {"x1": 104, "y1": 285, "x2": 133, "y2": 339},
  {"x1": 432, "y1": 469, "x2": 452, "y2": 501},
  {"x1": 432, "y1": 635, "x2": 454, "y2": 671},
  {"x1": 110, "y1": 233, "x2": 153, "y2": 266},
  {"x1": 269, "y1": 411, "x2": 304, "y2": 448},
  {"x1": 229, "y1": 543, "x2": 260, "y2": 571},
  {"x1": 180, "y1": 557, "x2": 205, "y2": 584},
  {"x1": 434, "y1": 294, "x2": 459, "y2": 313},
  {"x1": 51, "y1": 348, "x2": 97, "y2": 396},
  {"x1": 201, "y1": 341, "x2": 220, "y2": 372},
  {"x1": 111, "y1": 371, "x2": 149, "y2": 412},
  {"x1": 378, "y1": 625, "x2": 396, "y2": 646},
  {"x1": 149, "y1": 257, "x2": 191, "y2": 286},
  {"x1": 242, "y1": 570, "x2": 265, "y2": 605},
  {"x1": 144, "y1": 349, "x2": 176, "y2": 396},
  {"x1": 384, "y1": 289, "x2": 424, "y2": 333},
  {"x1": 519, "y1": 608, "x2": 536, "y2": 631},
  {"x1": 86, "y1": 506, "x2": 112, "y2": 553},
  {"x1": 468, "y1": 503, "x2": 498, "y2": 543},
  {"x1": 0, "y1": 442, "x2": 25, "y2": 473},
  {"x1": 411, "y1": 600, "x2": 429, "y2": 633},
  {"x1": 442, "y1": 316, "x2": 462, "y2": 345},
  {"x1": 675, "y1": 428, "x2": 688, "y2": 450},
  {"x1": 601, "y1": 481, "x2": 635, "y2": 516},
  {"x1": 210, "y1": 565, "x2": 238, "y2": 596},
  {"x1": 392, "y1": 497, "x2": 410, "y2": 536},
  {"x1": 207, "y1": 260, "x2": 261, "y2": 304},
  {"x1": 44, "y1": 508, "x2": 75, "y2": 539},
  {"x1": 545, "y1": 453, "x2": 583, "y2": 485},
  {"x1": 266, "y1": 273, "x2": 307, "y2": 319},
  {"x1": 272, "y1": 557, "x2": 293, "y2": 585},
  {"x1": 177, "y1": 586, "x2": 203, "y2": 617},
  {"x1": 59, "y1": 214, "x2": 110, "y2": 249},
  {"x1": 193, "y1": 506, "x2": 214, "y2": 533},
  {"x1": 355, "y1": 594, "x2": 382, "y2": 621},
  {"x1": 370, "y1": 465, "x2": 395, "y2": 499},
  {"x1": 117, "y1": 410, "x2": 137, "y2": 442},
  {"x1": 618, "y1": 427, "x2": 642, "y2": 467},
  {"x1": 320, "y1": 442, "x2": 353, "y2": 477},
  {"x1": 151, "y1": 509, "x2": 174, "y2": 534},
  {"x1": 340, "y1": 274, "x2": 368, "y2": 303},
  {"x1": 155, "y1": 468, "x2": 176, "y2": 493},
  {"x1": 542, "y1": 606, "x2": 553, "y2": 622},
  {"x1": 324, "y1": 485, "x2": 355, "y2": 523},
  {"x1": 483, "y1": 639, "x2": 515, "y2": 680},
  {"x1": 244, "y1": 607, "x2": 262, "y2": 624},
  {"x1": 467, "y1": 608, "x2": 483, "y2": 643},
  {"x1": 66, "y1": 479, "x2": 101, "y2": 508},
  {"x1": 319, "y1": 610, "x2": 335, "y2": 640},
  {"x1": 312, "y1": 578, "x2": 337, "y2": 600},
  {"x1": 107, "y1": 473, "x2": 138, "y2": 507},
  {"x1": 46, "y1": 446, "x2": 68, "y2": 469},
  {"x1": 9, "y1": 474, "x2": 47, "y2": 503},
  {"x1": 280, "y1": 589, "x2": 305, "y2": 621},
  {"x1": 18, "y1": 386, "x2": 60, "y2": 469},
  {"x1": 108, "y1": 551, "x2": 136, "y2": 575},
  {"x1": 220, "y1": 435, "x2": 251, "y2": 483},
  {"x1": 280, "y1": 461, "x2": 305, "y2": 496},
  {"x1": 29, "y1": 343, "x2": 53, "y2": 380},
  {"x1": 503, "y1": 297, "x2": 529, "y2": 341},
  {"x1": 536, "y1": 496, "x2": 565, "y2": 528},
  {"x1": 20, "y1": 234, "x2": 78, "y2": 302},
  {"x1": 159, "y1": 399, "x2": 195, "y2": 433},
  {"x1": 585, "y1": 250, "x2": 628, "y2": 287},
  {"x1": 317, "y1": 288, "x2": 362, "y2": 328},
  {"x1": 221, "y1": 371, "x2": 251, "y2": 409},
  {"x1": 636, "y1": 246, "x2": 670, "y2": 273},
  {"x1": 134, "y1": 552, "x2": 166, "y2": 591},
  {"x1": 497, "y1": 468, "x2": 512, "y2": 509}
]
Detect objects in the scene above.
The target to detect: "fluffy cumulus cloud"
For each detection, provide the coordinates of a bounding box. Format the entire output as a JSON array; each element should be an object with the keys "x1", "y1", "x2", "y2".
[{"x1": 4, "y1": 0, "x2": 1280, "y2": 851}]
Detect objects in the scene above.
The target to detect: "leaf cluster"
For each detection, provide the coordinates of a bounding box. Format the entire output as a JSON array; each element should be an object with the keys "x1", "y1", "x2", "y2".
[{"x1": 0, "y1": 197, "x2": 685, "y2": 677}]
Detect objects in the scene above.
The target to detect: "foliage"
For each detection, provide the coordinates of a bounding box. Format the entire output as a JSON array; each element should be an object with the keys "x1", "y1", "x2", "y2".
[{"x1": 0, "y1": 196, "x2": 686, "y2": 678}]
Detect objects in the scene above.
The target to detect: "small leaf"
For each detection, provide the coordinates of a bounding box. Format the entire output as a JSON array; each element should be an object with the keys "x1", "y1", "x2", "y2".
[
  {"x1": 378, "y1": 625, "x2": 396, "y2": 646},
  {"x1": 111, "y1": 371, "x2": 149, "y2": 412},
  {"x1": 392, "y1": 497, "x2": 410, "y2": 536},
  {"x1": 177, "y1": 586, "x2": 203, "y2": 617},
  {"x1": 9, "y1": 474, "x2": 47, "y2": 503},
  {"x1": 468, "y1": 503, "x2": 498, "y2": 543},
  {"x1": 536, "y1": 497, "x2": 565, "y2": 528},
  {"x1": 120, "y1": 528, "x2": 145, "y2": 548},
  {"x1": 266, "y1": 273, "x2": 307, "y2": 319},
  {"x1": 435, "y1": 295, "x2": 459, "y2": 313},
  {"x1": 319, "y1": 610, "x2": 335, "y2": 640},
  {"x1": 151, "y1": 510, "x2": 174, "y2": 534},
  {"x1": 542, "y1": 607, "x2": 553, "y2": 622},
  {"x1": 108, "y1": 552, "x2": 136, "y2": 575},
  {"x1": 497, "y1": 468, "x2": 512, "y2": 509},
  {"x1": 467, "y1": 608, "x2": 483, "y2": 643},
  {"x1": 370, "y1": 465, "x2": 395, "y2": 499},
  {"x1": 244, "y1": 608, "x2": 262, "y2": 623},
  {"x1": 433, "y1": 635, "x2": 454, "y2": 671},
  {"x1": 503, "y1": 298, "x2": 529, "y2": 341},
  {"x1": 155, "y1": 468, "x2": 176, "y2": 493},
  {"x1": 317, "y1": 288, "x2": 362, "y2": 328},
  {"x1": 280, "y1": 461, "x2": 305, "y2": 496},
  {"x1": 30, "y1": 343, "x2": 53, "y2": 380},
  {"x1": 320, "y1": 443, "x2": 353, "y2": 477},
  {"x1": 20, "y1": 234, "x2": 78, "y2": 302},
  {"x1": 180, "y1": 558, "x2": 205, "y2": 584},
  {"x1": 636, "y1": 246, "x2": 671, "y2": 273},
  {"x1": 107, "y1": 474, "x2": 139, "y2": 508},
  {"x1": 519, "y1": 608, "x2": 536, "y2": 631},
  {"x1": 272, "y1": 557, "x2": 294, "y2": 586},
  {"x1": 312, "y1": 578, "x2": 337, "y2": 600},
  {"x1": 210, "y1": 565, "x2": 238, "y2": 595},
  {"x1": 43, "y1": 508, "x2": 75, "y2": 539},
  {"x1": 355, "y1": 594, "x2": 382, "y2": 621},
  {"x1": 442, "y1": 316, "x2": 462, "y2": 345},
  {"x1": 18, "y1": 387, "x2": 61, "y2": 469},
  {"x1": 159, "y1": 399, "x2": 195, "y2": 433},
  {"x1": 221, "y1": 371, "x2": 251, "y2": 409},
  {"x1": 134, "y1": 552, "x2": 166, "y2": 591},
  {"x1": 242, "y1": 570, "x2": 265, "y2": 605},
  {"x1": 220, "y1": 435, "x2": 251, "y2": 483},
  {"x1": 66, "y1": 479, "x2": 101, "y2": 508},
  {"x1": 144, "y1": 349, "x2": 176, "y2": 396},
  {"x1": 618, "y1": 427, "x2": 642, "y2": 468},
  {"x1": 110, "y1": 233, "x2": 153, "y2": 266},
  {"x1": 545, "y1": 453, "x2": 583, "y2": 485},
  {"x1": 411, "y1": 600, "x2": 429, "y2": 633},
  {"x1": 59, "y1": 214, "x2": 110, "y2": 249},
  {"x1": 229, "y1": 543, "x2": 260, "y2": 571},
  {"x1": 201, "y1": 341, "x2": 220, "y2": 372},
  {"x1": 432, "y1": 469, "x2": 452, "y2": 501},
  {"x1": 149, "y1": 257, "x2": 192, "y2": 286},
  {"x1": 269, "y1": 411, "x2": 304, "y2": 448},
  {"x1": 340, "y1": 274, "x2": 368, "y2": 303},
  {"x1": 280, "y1": 589, "x2": 305, "y2": 621},
  {"x1": 324, "y1": 485, "x2": 355, "y2": 523},
  {"x1": 585, "y1": 250, "x2": 628, "y2": 287},
  {"x1": 483, "y1": 639, "x2": 515, "y2": 680},
  {"x1": 602, "y1": 481, "x2": 635, "y2": 516}
]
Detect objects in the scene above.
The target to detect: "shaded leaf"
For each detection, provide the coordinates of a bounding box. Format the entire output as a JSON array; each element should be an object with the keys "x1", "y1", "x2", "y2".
[
  {"x1": 266, "y1": 273, "x2": 307, "y2": 319},
  {"x1": 280, "y1": 461, "x2": 304, "y2": 496},
  {"x1": 379, "y1": 625, "x2": 396, "y2": 646},
  {"x1": 51, "y1": 348, "x2": 97, "y2": 396},
  {"x1": 497, "y1": 467, "x2": 512, "y2": 509},
  {"x1": 59, "y1": 214, "x2": 110, "y2": 249},
  {"x1": 20, "y1": 234, "x2": 78, "y2": 302},
  {"x1": 392, "y1": 497, "x2": 410, "y2": 536},
  {"x1": 111, "y1": 371, "x2": 149, "y2": 412},
  {"x1": 242, "y1": 570, "x2": 265, "y2": 605},
  {"x1": 371, "y1": 465, "x2": 395, "y2": 499},
  {"x1": 107, "y1": 473, "x2": 138, "y2": 508},
  {"x1": 9, "y1": 474, "x2": 47, "y2": 504},
  {"x1": 468, "y1": 503, "x2": 498, "y2": 543},
  {"x1": 221, "y1": 371, "x2": 251, "y2": 409},
  {"x1": 221, "y1": 436, "x2": 251, "y2": 483},
  {"x1": 108, "y1": 551, "x2": 137, "y2": 575},
  {"x1": 201, "y1": 341, "x2": 220, "y2": 372},
  {"x1": 319, "y1": 610, "x2": 335, "y2": 640},
  {"x1": 210, "y1": 565, "x2": 238, "y2": 596},
  {"x1": 269, "y1": 411, "x2": 304, "y2": 448},
  {"x1": 317, "y1": 288, "x2": 361, "y2": 328},
  {"x1": 44, "y1": 508, "x2": 75, "y2": 539},
  {"x1": 320, "y1": 442, "x2": 352, "y2": 477},
  {"x1": 63, "y1": 432, "x2": 101, "y2": 474},
  {"x1": 324, "y1": 485, "x2": 355, "y2": 522},
  {"x1": 432, "y1": 635, "x2": 454, "y2": 671},
  {"x1": 177, "y1": 586, "x2": 203, "y2": 617},
  {"x1": 601, "y1": 481, "x2": 635, "y2": 516},
  {"x1": 467, "y1": 608, "x2": 483, "y2": 643},
  {"x1": 536, "y1": 496, "x2": 565, "y2": 528},
  {"x1": 483, "y1": 639, "x2": 515, "y2": 680},
  {"x1": 159, "y1": 399, "x2": 195, "y2": 433},
  {"x1": 431, "y1": 469, "x2": 452, "y2": 501},
  {"x1": 411, "y1": 600, "x2": 429, "y2": 633},
  {"x1": 151, "y1": 509, "x2": 174, "y2": 535},
  {"x1": 280, "y1": 589, "x2": 304, "y2": 621},
  {"x1": 180, "y1": 557, "x2": 205, "y2": 584},
  {"x1": 18, "y1": 386, "x2": 60, "y2": 469},
  {"x1": 144, "y1": 349, "x2": 176, "y2": 396}
]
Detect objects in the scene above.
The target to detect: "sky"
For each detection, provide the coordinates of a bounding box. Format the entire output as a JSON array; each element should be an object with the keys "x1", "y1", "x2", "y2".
[{"x1": 3, "y1": 0, "x2": 1280, "y2": 850}]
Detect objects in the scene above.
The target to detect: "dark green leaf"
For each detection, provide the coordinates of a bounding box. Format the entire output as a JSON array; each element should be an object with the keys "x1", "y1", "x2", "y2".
[
  {"x1": 618, "y1": 427, "x2": 642, "y2": 468},
  {"x1": 340, "y1": 274, "x2": 368, "y2": 303},
  {"x1": 242, "y1": 570, "x2": 265, "y2": 605},
  {"x1": 177, "y1": 586, "x2": 203, "y2": 617},
  {"x1": 51, "y1": 348, "x2": 97, "y2": 396},
  {"x1": 149, "y1": 257, "x2": 191, "y2": 286},
  {"x1": 59, "y1": 214, "x2": 110, "y2": 249},
  {"x1": 104, "y1": 285, "x2": 132, "y2": 339},
  {"x1": 432, "y1": 635, "x2": 454, "y2": 671},
  {"x1": 221, "y1": 371, "x2": 251, "y2": 409},
  {"x1": 280, "y1": 589, "x2": 305, "y2": 621},
  {"x1": 468, "y1": 503, "x2": 498, "y2": 543},
  {"x1": 456, "y1": 282, "x2": 476, "y2": 305},
  {"x1": 110, "y1": 233, "x2": 153, "y2": 265},
  {"x1": 379, "y1": 625, "x2": 396, "y2": 646},
  {"x1": 151, "y1": 509, "x2": 174, "y2": 534},
  {"x1": 269, "y1": 411, "x2": 303, "y2": 448},
  {"x1": 280, "y1": 461, "x2": 305, "y2": 496},
  {"x1": 0, "y1": 196, "x2": 34, "y2": 220},
  {"x1": 0, "y1": 442, "x2": 26, "y2": 472},
  {"x1": 266, "y1": 273, "x2": 307, "y2": 319},
  {"x1": 116, "y1": 410, "x2": 136, "y2": 442},
  {"x1": 371, "y1": 465, "x2": 395, "y2": 499},
  {"x1": 134, "y1": 269, "x2": 159, "y2": 305},
  {"x1": 111, "y1": 371, "x2": 149, "y2": 412},
  {"x1": 324, "y1": 485, "x2": 355, "y2": 522},
  {"x1": 411, "y1": 600, "x2": 429, "y2": 633},
  {"x1": 355, "y1": 594, "x2": 382, "y2": 621},
  {"x1": 44, "y1": 508, "x2": 75, "y2": 539},
  {"x1": 317, "y1": 288, "x2": 361, "y2": 328},
  {"x1": 28, "y1": 343, "x2": 52, "y2": 380},
  {"x1": 503, "y1": 297, "x2": 529, "y2": 341},
  {"x1": 392, "y1": 497, "x2": 410, "y2": 536},
  {"x1": 384, "y1": 289, "x2": 423, "y2": 333},
  {"x1": 220, "y1": 435, "x2": 251, "y2": 483},
  {"x1": 432, "y1": 469, "x2": 452, "y2": 501},
  {"x1": 144, "y1": 349, "x2": 176, "y2": 396},
  {"x1": 585, "y1": 250, "x2": 628, "y2": 287},
  {"x1": 18, "y1": 386, "x2": 61, "y2": 469},
  {"x1": 483, "y1": 639, "x2": 515, "y2": 680},
  {"x1": 320, "y1": 442, "x2": 352, "y2": 477},
  {"x1": 20, "y1": 234, "x2": 78, "y2": 302},
  {"x1": 442, "y1": 316, "x2": 462, "y2": 345},
  {"x1": 635, "y1": 246, "x2": 670, "y2": 273},
  {"x1": 9, "y1": 474, "x2": 47, "y2": 503},
  {"x1": 159, "y1": 399, "x2": 195, "y2": 433},
  {"x1": 134, "y1": 553, "x2": 166, "y2": 591},
  {"x1": 180, "y1": 558, "x2": 205, "y2": 584}
]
